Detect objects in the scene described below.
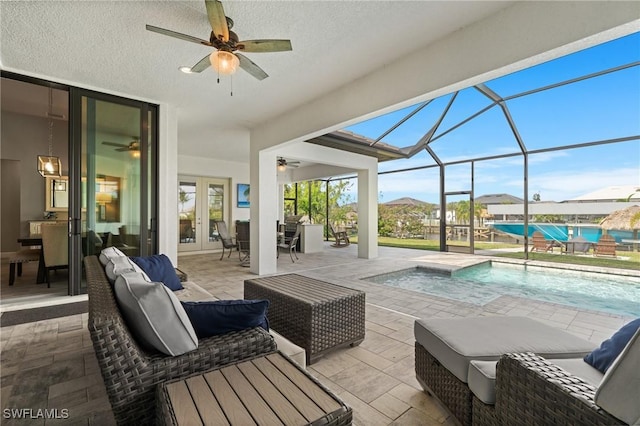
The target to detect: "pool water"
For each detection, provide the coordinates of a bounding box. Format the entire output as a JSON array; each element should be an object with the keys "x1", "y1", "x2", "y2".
[{"x1": 365, "y1": 262, "x2": 640, "y2": 317}]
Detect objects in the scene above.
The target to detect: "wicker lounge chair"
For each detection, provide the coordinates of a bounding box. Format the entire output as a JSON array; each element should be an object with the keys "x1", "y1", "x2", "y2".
[
  {"x1": 473, "y1": 352, "x2": 628, "y2": 426},
  {"x1": 416, "y1": 316, "x2": 640, "y2": 426},
  {"x1": 85, "y1": 255, "x2": 276, "y2": 425},
  {"x1": 594, "y1": 234, "x2": 616, "y2": 257},
  {"x1": 414, "y1": 316, "x2": 596, "y2": 425}
]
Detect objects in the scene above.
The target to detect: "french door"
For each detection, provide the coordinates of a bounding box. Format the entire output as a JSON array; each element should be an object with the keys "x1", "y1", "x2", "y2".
[
  {"x1": 178, "y1": 176, "x2": 229, "y2": 252},
  {"x1": 69, "y1": 88, "x2": 158, "y2": 294}
]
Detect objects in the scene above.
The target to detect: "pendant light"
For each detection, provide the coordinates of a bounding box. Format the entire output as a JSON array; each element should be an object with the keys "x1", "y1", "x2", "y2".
[{"x1": 37, "y1": 87, "x2": 62, "y2": 177}]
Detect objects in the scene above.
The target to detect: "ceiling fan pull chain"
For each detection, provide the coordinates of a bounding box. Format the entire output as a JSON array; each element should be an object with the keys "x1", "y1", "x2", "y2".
[{"x1": 230, "y1": 75, "x2": 233, "y2": 97}]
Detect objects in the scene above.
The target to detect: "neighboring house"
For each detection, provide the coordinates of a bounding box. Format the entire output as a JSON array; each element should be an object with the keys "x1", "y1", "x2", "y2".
[
  {"x1": 475, "y1": 194, "x2": 524, "y2": 205},
  {"x1": 487, "y1": 186, "x2": 640, "y2": 223},
  {"x1": 568, "y1": 186, "x2": 640, "y2": 203}
]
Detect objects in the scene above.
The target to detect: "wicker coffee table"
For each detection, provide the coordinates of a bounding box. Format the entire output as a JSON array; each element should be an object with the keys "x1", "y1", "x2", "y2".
[
  {"x1": 156, "y1": 352, "x2": 352, "y2": 425},
  {"x1": 244, "y1": 274, "x2": 365, "y2": 364}
]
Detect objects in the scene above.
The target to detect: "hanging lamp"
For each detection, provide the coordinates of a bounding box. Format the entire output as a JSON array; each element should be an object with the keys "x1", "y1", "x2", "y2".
[{"x1": 37, "y1": 87, "x2": 62, "y2": 177}]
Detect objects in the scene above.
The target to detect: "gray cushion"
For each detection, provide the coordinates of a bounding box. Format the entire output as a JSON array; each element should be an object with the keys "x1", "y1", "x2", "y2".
[
  {"x1": 99, "y1": 246, "x2": 126, "y2": 266},
  {"x1": 468, "y1": 360, "x2": 497, "y2": 404},
  {"x1": 595, "y1": 328, "x2": 640, "y2": 425},
  {"x1": 553, "y1": 358, "x2": 604, "y2": 387},
  {"x1": 114, "y1": 272, "x2": 198, "y2": 356},
  {"x1": 468, "y1": 357, "x2": 603, "y2": 405},
  {"x1": 105, "y1": 256, "x2": 148, "y2": 283},
  {"x1": 414, "y1": 316, "x2": 595, "y2": 382}
]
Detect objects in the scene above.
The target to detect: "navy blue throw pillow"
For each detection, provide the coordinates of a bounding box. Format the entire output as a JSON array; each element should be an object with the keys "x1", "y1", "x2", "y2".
[
  {"x1": 180, "y1": 299, "x2": 269, "y2": 338},
  {"x1": 583, "y1": 318, "x2": 640, "y2": 373},
  {"x1": 130, "y1": 254, "x2": 183, "y2": 291}
]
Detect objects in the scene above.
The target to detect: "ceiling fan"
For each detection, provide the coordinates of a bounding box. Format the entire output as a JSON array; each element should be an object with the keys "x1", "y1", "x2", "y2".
[
  {"x1": 102, "y1": 137, "x2": 140, "y2": 156},
  {"x1": 146, "y1": 0, "x2": 292, "y2": 81},
  {"x1": 277, "y1": 157, "x2": 300, "y2": 171}
]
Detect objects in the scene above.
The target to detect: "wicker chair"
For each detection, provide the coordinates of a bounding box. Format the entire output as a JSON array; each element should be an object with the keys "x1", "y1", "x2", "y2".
[
  {"x1": 486, "y1": 353, "x2": 623, "y2": 426},
  {"x1": 84, "y1": 255, "x2": 276, "y2": 425}
]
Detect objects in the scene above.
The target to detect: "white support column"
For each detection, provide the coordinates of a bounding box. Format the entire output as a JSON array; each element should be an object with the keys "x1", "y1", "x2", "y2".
[
  {"x1": 249, "y1": 148, "x2": 278, "y2": 275},
  {"x1": 278, "y1": 184, "x2": 285, "y2": 223},
  {"x1": 158, "y1": 104, "x2": 178, "y2": 265},
  {"x1": 357, "y1": 168, "x2": 378, "y2": 259}
]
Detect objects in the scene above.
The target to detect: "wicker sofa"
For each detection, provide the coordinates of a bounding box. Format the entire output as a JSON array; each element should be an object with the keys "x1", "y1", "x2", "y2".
[
  {"x1": 415, "y1": 316, "x2": 639, "y2": 426},
  {"x1": 84, "y1": 255, "x2": 277, "y2": 425},
  {"x1": 472, "y1": 352, "x2": 625, "y2": 426}
]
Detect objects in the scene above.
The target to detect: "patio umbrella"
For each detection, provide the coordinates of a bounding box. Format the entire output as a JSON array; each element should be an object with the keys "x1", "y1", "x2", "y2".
[{"x1": 599, "y1": 205, "x2": 640, "y2": 249}]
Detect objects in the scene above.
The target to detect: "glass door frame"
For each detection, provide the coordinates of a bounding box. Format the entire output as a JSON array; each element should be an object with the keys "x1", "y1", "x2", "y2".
[
  {"x1": 443, "y1": 191, "x2": 475, "y2": 254},
  {"x1": 69, "y1": 87, "x2": 158, "y2": 295},
  {"x1": 178, "y1": 175, "x2": 230, "y2": 253}
]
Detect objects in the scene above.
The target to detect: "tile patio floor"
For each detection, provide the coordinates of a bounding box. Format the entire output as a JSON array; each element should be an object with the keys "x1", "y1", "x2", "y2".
[{"x1": 1, "y1": 244, "x2": 634, "y2": 425}]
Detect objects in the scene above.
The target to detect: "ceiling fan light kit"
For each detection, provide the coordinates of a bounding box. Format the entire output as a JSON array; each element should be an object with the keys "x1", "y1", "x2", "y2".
[
  {"x1": 277, "y1": 157, "x2": 300, "y2": 171},
  {"x1": 210, "y1": 50, "x2": 239, "y2": 75}
]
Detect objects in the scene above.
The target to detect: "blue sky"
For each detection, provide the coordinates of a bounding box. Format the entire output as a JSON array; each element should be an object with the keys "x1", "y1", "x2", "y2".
[{"x1": 343, "y1": 32, "x2": 640, "y2": 204}]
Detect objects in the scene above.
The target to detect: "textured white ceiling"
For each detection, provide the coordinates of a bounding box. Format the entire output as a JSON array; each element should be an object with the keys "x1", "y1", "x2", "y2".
[{"x1": 1, "y1": 1, "x2": 512, "y2": 161}]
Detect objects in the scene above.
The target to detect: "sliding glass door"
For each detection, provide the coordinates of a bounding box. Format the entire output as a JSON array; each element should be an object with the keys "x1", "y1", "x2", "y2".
[{"x1": 69, "y1": 89, "x2": 157, "y2": 294}]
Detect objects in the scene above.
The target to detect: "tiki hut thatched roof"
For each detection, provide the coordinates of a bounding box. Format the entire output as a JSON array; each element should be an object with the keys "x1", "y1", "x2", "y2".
[{"x1": 599, "y1": 205, "x2": 640, "y2": 230}]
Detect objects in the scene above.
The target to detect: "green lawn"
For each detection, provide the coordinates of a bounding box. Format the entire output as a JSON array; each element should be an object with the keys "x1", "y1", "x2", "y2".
[{"x1": 348, "y1": 236, "x2": 640, "y2": 271}]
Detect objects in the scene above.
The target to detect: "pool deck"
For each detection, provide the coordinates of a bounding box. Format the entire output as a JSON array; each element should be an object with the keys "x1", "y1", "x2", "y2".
[{"x1": 1, "y1": 244, "x2": 635, "y2": 425}]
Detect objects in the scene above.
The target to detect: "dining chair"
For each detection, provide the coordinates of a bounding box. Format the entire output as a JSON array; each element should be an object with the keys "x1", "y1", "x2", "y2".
[
  {"x1": 235, "y1": 220, "x2": 250, "y2": 266},
  {"x1": 214, "y1": 220, "x2": 238, "y2": 260},
  {"x1": 41, "y1": 222, "x2": 69, "y2": 288},
  {"x1": 277, "y1": 225, "x2": 301, "y2": 262}
]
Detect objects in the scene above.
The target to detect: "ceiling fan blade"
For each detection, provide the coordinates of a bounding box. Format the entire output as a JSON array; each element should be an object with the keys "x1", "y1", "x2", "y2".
[
  {"x1": 236, "y1": 53, "x2": 268, "y2": 80},
  {"x1": 146, "y1": 24, "x2": 212, "y2": 47},
  {"x1": 102, "y1": 141, "x2": 128, "y2": 148},
  {"x1": 238, "y1": 39, "x2": 292, "y2": 53},
  {"x1": 190, "y1": 54, "x2": 212, "y2": 73},
  {"x1": 205, "y1": 0, "x2": 229, "y2": 42},
  {"x1": 115, "y1": 147, "x2": 130, "y2": 152}
]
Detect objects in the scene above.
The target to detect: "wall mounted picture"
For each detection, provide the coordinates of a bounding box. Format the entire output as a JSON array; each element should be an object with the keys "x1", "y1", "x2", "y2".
[{"x1": 237, "y1": 183, "x2": 250, "y2": 208}]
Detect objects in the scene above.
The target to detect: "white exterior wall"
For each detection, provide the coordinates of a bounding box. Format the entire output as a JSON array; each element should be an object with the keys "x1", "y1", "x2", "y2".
[
  {"x1": 158, "y1": 104, "x2": 179, "y2": 265},
  {"x1": 178, "y1": 153, "x2": 251, "y2": 222},
  {"x1": 249, "y1": 142, "x2": 377, "y2": 275}
]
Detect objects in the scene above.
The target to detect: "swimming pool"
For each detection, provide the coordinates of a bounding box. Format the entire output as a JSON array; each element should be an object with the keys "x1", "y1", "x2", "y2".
[{"x1": 365, "y1": 262, "x2": 640, "y2": 317}]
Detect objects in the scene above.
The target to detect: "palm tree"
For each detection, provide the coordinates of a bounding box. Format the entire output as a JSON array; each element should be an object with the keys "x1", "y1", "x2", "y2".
[{"x1": 179, "y1": 189, "x2": 191, "y2": 214}]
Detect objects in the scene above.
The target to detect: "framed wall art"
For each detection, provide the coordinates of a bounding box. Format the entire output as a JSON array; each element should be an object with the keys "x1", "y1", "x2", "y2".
[{"x1": 237, "y1": 183, "x2": 250, "y2": 208}]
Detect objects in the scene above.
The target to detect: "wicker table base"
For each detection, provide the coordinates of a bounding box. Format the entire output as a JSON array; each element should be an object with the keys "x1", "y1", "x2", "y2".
[
  {"x1": 244, "y1": 274, "x2": 365, "y2": 365},
  {"x1": 156, "y1": 352, "x2": 352, "y2": 426}
]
